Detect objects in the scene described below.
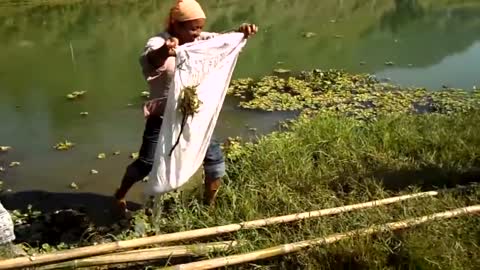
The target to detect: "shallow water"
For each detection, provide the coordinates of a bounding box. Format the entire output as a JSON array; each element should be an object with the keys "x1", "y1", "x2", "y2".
[{"x1": 0, "y1": 0, "x2": 479, "y2": 203}]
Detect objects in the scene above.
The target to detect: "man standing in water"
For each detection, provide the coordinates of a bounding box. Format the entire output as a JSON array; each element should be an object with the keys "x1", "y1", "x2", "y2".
[{"x1": 114, "y1": 0, "x2": 258, "y2": 214}]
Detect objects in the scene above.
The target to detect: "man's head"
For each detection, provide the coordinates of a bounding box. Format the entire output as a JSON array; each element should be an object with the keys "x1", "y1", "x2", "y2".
[{"x1": 167, "y1": 0, "x2": 206, "y2": 44}]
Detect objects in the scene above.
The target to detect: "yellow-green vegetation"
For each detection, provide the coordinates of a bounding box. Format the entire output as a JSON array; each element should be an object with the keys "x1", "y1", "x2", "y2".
[
  {"x1": 53, "y1": 140, "x2": 74, "y2": 151},
  {"x1": 146, "y1": 111, "x2": 479, "y2": 269},
  {"x1": 5, "y1": 69, "x2": 480, "y2": 269},
  {"x1": 9, "y1": 106, "x2": 479, "y2": 269},
  {"x1": 8, "y1": 162, "x2": 20, "y2": 168},
  {"x1": 0, "y1": 146, "x2": 12, "y2": 152},
  {"x1": 170, "y1": 85, "x2": 203, "y2": 155},
  {"x1": 179, "y1": 85, "x2": 202, "y2": 116},
  {"x1": 228, "y1": 69, "x2": 480, "y2": 121},
  {"x1": 66, "y1": 91, "x2": 86, "y2": 100}
]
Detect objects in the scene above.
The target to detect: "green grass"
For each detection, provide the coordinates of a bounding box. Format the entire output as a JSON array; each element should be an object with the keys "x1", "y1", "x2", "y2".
[
  {"x1": 8, "y1": 89, "x2": 480, "y2": 268},
  {"x1": 123, "y1": 111, "x2": 479, "y2": 269}
]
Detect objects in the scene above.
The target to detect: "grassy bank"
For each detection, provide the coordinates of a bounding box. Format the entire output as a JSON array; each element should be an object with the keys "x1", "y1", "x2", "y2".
[
  {"x1": 156, "y1": 111, "x2": 480, "y2": 269},
  {"x1": 4, "y1": 70, "x2": 480, "y2": 269}
]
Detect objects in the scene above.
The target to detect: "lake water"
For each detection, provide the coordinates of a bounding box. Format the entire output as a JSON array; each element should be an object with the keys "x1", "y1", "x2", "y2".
[{"x1": 1, "y1": 0, "x2": 479, "y2": 202}]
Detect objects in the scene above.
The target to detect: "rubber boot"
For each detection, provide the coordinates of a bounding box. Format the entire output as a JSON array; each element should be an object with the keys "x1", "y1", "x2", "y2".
[{"x1": 204, "y1": 177, "x2": 222, "y2": 206}]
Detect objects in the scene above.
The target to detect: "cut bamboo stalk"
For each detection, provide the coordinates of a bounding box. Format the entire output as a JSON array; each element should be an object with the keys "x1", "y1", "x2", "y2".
[
  {"x1": 0, "y1": 191, "x2": 437, "y2": 269},
  {"x1": 163, "y1": 205, "x2": 480, "y2": 270},
  {"x1": 38, "y1": 241, "x2": 238, "y2": 270}
]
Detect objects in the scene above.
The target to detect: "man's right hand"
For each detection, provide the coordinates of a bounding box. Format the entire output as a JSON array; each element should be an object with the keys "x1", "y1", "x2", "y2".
[
  {"x1": 143, "y1": 98, "x2": 166, "y2": 118},
  {"x1": 165, "y1": 37, "x2": 179, "y2": 57}
]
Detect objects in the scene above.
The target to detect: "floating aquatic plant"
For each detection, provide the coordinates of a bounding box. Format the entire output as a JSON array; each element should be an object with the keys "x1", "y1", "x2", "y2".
[
  {"x1": 302, "y1": 32, "x2": 316, "y2": 38},
  {"x1": 141, "y1": 91, "x2": 150, "y2": 98},
  {"x1": 54, "y1": 140, "x2": 74, "y2": 151},
  {"x1": 227, "y1": 69, "x2": 480, "y2": 121},
  {"x1": 9, "y1": 161, "x2": 20, "y2": 167},
  {"x1": 69, "y1": 182, "x2": 79, "y2": 190},
  {"x1": 66, "y1": 91, "x2": 86, "y2": 100},
  {"x1": 0, "y1": 146, "x2": 12, "y2": 152}
]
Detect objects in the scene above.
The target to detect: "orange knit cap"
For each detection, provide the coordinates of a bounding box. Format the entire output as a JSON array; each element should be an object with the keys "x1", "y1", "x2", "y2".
[{"x1": 169, "y1": 0, "x2": 206, "y2": 23}]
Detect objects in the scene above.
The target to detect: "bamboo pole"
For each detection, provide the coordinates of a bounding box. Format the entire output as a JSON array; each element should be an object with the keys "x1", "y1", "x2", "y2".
[
  {"x1": 163, "y1": 205, "x2": 480, "y2": 270},
  {"x1": 0, "y1": 191, "x2": 437, "y2": 269},
  {"x1": 38, "y1": 241, "x2": 238, "y2": 270}
]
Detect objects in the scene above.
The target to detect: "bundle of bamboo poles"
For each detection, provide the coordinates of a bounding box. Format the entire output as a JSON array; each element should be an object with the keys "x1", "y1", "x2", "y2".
[{"x1": 0, "y1": 190, "x2": 477, "y2": 269}]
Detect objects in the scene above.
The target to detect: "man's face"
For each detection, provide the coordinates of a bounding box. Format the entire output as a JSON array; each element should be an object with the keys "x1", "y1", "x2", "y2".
[{"x1": 173, "y1": 18, "x2": 205, "y2": 44}]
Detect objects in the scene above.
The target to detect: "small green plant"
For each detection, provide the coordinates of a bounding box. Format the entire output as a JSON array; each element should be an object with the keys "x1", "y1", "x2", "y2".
[{"x1": 54, "y1": 140, "x2": 74, "y2": 151}]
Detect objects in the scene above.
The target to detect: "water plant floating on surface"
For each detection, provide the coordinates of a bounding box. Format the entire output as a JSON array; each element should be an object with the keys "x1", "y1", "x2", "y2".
[
  {"x1": 66, "y1": 91, "x2": 86, "y2": 100},
  {"x1": 227, "y1": 69, "x2": 480, "y2": 120},
  {"x1": 54, "y1": 140, "x2": 74, "y2": 151},
  {"x1": 9, "y1": 162, "x2": 20, "y2": 168},
  {"x1": 169, "y1": 85, "x2": 202, "y2": 156},
  {"x1": 302, "y1": 32, "x2": 316, "y2": 38},
  {"x1": 0, "y1": 146, "x2": 12, "y2": 152},
  {"x1": 69, "y1": 182, "x2": 79, "y2": 190},
  {"x1": 141, "y1": 91, "x2": 150, "y2": 98}
]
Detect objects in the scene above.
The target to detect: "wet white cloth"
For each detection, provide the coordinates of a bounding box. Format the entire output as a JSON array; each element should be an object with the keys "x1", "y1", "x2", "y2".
[
  {"x1": 145, "y1": 32, "x2": 247, "y2": 196},
  {"x1": 0, "y1": 202, "x2": 15, "y2": 245}
]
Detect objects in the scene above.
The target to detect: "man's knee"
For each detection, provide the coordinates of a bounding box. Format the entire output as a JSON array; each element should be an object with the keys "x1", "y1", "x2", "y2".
[{"x1": 204, "y1": 140, "x2": 226, "y2": 179}]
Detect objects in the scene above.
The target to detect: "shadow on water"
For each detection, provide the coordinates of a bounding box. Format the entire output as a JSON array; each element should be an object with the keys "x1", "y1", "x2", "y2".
[{"x1": 0, "y1": 190, "x2": 142, "y2": 246}]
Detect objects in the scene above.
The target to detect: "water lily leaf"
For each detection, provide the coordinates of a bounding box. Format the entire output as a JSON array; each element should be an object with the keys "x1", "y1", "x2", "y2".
[{"x1": 97, "y1": 153, "x2": 106, "y2": 159}]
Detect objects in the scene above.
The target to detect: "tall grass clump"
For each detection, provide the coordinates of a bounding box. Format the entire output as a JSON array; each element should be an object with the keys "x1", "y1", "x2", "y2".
[{"x1": 140, "y1": 110, "x2": 480, "y2": 269}]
